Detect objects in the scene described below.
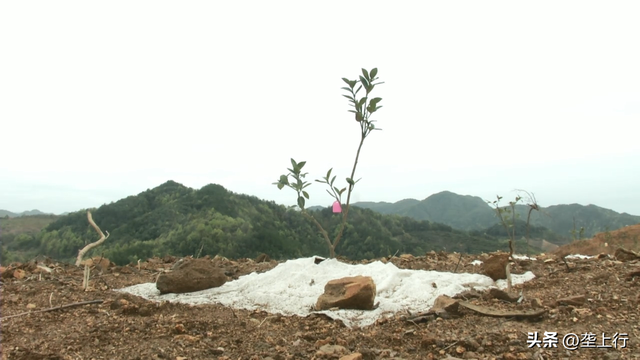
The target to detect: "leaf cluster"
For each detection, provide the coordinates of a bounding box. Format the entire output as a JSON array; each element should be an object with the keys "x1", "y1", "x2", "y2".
[{"x1": 342, "y1": 68, "x2": 384, "y2": 138}]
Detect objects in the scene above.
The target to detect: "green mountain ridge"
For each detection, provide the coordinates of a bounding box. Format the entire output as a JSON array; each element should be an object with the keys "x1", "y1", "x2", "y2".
[
  {"x1": 2, "y1": 181, "x2": 520, "y2": 265},
  {"x1": 0, "y1": 209, "x2": 52, "y2": 218},
  {"x1": 350, "y1": 191, "x2": 640, "y2": 238}
]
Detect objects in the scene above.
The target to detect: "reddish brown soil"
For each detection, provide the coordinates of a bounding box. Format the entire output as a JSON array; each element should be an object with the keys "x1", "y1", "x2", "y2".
[
  {"x1": 554, "y1": 224, "x2": 640, "y2": 257},
  {"x1": 1, "y1": 251, "x2": 639, "y2": 360}
]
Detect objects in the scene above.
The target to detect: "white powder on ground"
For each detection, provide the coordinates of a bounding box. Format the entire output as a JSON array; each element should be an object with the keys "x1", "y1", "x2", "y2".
[{"x1": 117, "y1": 256, "x2": 535, "y2": 328}]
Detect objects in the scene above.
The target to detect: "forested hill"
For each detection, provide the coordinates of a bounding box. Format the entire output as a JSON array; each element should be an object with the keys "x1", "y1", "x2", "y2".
[
  {"x1": 8, "y1": 181, "x2": 514, "y2": 265},
  {"x1": 351, "y1": 191, "x2": 640, "y2": 238}
]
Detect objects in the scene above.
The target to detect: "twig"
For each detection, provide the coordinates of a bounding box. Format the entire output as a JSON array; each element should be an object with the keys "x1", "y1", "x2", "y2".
[
  {"x1": 453, "y1": 252, "x2": 463, "y2": 273},
  {"x1": 258, "y1": 316, "x2": 273, "y2": 327},
  {"x1": 75, "y1": 211, "x2": 109, "y2": 266},
  {"x1": 561, "y1": 256, "x2": 571, "y2": 272},
  {"x1": 2, "y1": 299, "x2": 104, "y2": 321},
  {"x1": 49, "y1": 292, "x2": 53, "y2": 307},
  {"x1": 443, "y1": 340, "x2": 459, "y2": 351}
]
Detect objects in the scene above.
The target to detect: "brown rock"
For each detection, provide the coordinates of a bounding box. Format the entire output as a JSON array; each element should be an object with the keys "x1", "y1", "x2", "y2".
[
  {"x1": 315, "y1": 276, "x2": 376, "y2": 310},
  {"x1": 487, "y1": 288, "x2": 520, "y2": 303},
  {"x1": 531, "y1": 298, "x2": 543, "y2": 309},
  {"x1": 483, "y1": 254, "x2": 510, "y2": 281},
  {"x1": 556, "y1": 295, "x2": 586, "y2": 307},
  {"x1": 13, "y1": 269, "x2": 26, "y2": 279},
  {"x1": 317, "y1": 344, "x2": 348, "y2": 356},
  {"x1": 430, "y1": 295, "x2": 460, "y2": 315},
  {"x1": 255, "y1": 253, "x2": 270, "y2": 263},
  {"x1": 156, "y1": 258, "x2": 227, "y2": 294},
  {"x1": 614, "y1": 247, "x2": 640, "y2": 261},
  {"x1": 80, "y1": 256, "x2": 112, "y2": 271},
  {"x1": 339, "y1": 353, "x2": 363, "y2": 360}
]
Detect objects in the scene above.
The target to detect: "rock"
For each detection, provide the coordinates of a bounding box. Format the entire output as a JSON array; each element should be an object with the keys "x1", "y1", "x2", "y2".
[
  {"x1": 614, "y1": 248, "x2": 640, "y2": 261},
  {"x1": 156, "y1": 258, "x2": 227, "y2": 294},
  {"x1": 556, "y1": 295, "x2": 586, "y2": 307},
  {"x1": 13, "y1": 269, "x2": 26, "y2": 279},
  {"x1": 487, "y1": 288, "x2": 520, "y2": 303},
  {"x1": 483, "y1": 254, "x2": 510, "y2": 281},
  {"x1": 315, "y1": 276, "x2": 376, "y2": 310},
  {"x1": 317, "y1": 344, "x2": 348, "y2": 356},
  {"x1": 255, "y1": 253, "x2": 270, "y2": 263},
  {"x1": 340, "y1": 353, "x2": 363, "y2": 360},
  {"x1": 531, "y1": 298, "x2": 543, "y2": 309},
  {"x1": 80, "y1": 256, "x2": 112, "y2": 271},
  {"x1": 453, "y1": 290, "x2": 482, "y2": 300},
  {"x1": 430, "y1": 295, "x2": 460, "y2": 315}
]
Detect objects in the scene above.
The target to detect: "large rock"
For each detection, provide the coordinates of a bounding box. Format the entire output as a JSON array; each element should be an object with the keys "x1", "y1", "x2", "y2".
[
  {"x1": 483, "y1": 253, "x2": 510, "y2": 281},
  {"x1": 614, "y1": 248, "x2": 640, "y2": 261},
  {"x1": 316, "y1": 276, "x2": 376, "y2": 311},
  {"x1": 156, "y1": 258, "x2": 227, "y2": 294}
]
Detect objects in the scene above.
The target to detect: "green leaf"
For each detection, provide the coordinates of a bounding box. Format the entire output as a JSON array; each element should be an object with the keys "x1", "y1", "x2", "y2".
[
  {"x1": 362, "y1": 68, "x2": 369, "y2": 81},
  {"x1": 355, "y1": 112, "x2": 364, "y2": 121},
  {"x1": 330, "y1": 175, "x2": 336, "y2": 185},
  {"x1": 302, "y1": 191, "x2": 309, "y2": 199},
  {"x1": 342, "y1": 78, "x2": 353, "y2": 88},
  {"x1": 342, "y1": 95, "x2": 355, "y2": 103},
  {"x1": 326, "y1": 168, "x2": 332, "y2": 180},
  {"x1": 279, "y1": 175, "x2": 289, "y2": 185},
  {"x1": 276, "y1": 183, "x2": 284, "y2": 190},
  {"x1": 339, "y1": 187, "x2": 346, "y2": 195},
  {"x1": 325, "y1": 189, "x2": 334, "y2": 198},
  {"x1": 359, "y1": 75, "x2": 369, "y2": 88},
  {"x1": 370, "y1": 68, "x2": 378, "y2": 79},
  {"x1": 346, "y1": 177, "x2": 355, "y2": 186},
  {"x1": 298, "y1": 161, "x2": 306, "y2": 169},
  {"x1": 290, "y1": 158, "x2": 297, "y2": 169},
  {"x1": 369, "y1": 97, "x2": 382, "y2": 106},
  {"x1": 297, "y1": 196, "x2": 305, "y2": 209},
  {"x1": 355, "y1": 84, "x2": 362, "y2": 94}
]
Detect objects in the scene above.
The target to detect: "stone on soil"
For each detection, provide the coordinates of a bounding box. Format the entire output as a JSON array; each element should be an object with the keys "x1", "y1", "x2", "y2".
[
  {"x1": 316, "y1": 275, "x2": 376, "y2": 311},
  {"x1": 483, "y1": 253, "x2": 510, "y2": 281},
  {"x1": 156, "y1": 258, "x2": 227, "y2": 294}
]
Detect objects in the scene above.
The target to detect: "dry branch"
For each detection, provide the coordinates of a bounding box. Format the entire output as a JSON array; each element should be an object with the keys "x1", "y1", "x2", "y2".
[
  {"x1": 76, "y1": 210, "x2": 110, "y2": 266},
  {"x1": 458, "y1": 301, "x2": 547, "y2": 318},
  {"x1": 1, "y1": 299, "x2": 104, "y2": 321}
]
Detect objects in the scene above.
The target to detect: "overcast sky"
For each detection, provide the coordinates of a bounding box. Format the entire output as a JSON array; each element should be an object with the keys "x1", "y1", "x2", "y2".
[{"x1": 2, "y1": 1, "x2": 639, "y2": 216}]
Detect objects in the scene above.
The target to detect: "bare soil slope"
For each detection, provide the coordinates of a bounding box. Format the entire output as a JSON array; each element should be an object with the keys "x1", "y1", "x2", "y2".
[
  {"x1": 1, "y1": 252, "x2": 639, "y2": 360},
  {"x1": 554, "y1": 224, "x2": 640, "y2": 257}
]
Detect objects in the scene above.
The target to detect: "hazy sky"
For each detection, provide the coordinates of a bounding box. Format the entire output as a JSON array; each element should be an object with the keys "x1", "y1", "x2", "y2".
[{"x1": 2, "y1": 1, "x2": 639, "y2": 216}]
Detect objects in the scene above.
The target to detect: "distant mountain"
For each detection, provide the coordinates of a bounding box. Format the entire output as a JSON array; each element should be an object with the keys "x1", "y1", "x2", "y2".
[
  {"x1": 4, "y1": 181, "x2": 510, "y2": 265},
  {"x1": 0, "y1": 210, "x2": 18, "y2": 218},
  {"x1": 352, "y1": 191, "x2": 640, "y2": 238},
  {"x1": 0, "y1": 209, "x2": 51, "y2": 218}
]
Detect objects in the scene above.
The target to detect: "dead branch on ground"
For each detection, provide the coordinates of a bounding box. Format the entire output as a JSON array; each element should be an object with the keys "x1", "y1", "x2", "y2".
[
  {"x1": 76, "y1": 210, "x2": 110, "y2": 266},
  {"x1": 1, "y1": 299, "x2": 104, "y2": 321}
]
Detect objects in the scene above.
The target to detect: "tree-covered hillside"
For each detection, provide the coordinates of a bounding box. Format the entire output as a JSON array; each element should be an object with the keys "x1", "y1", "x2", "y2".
[
  {"x1": 353, "y1": 191, "x2": 640, "y2": 239},
  {"x1": 4, "y1": 181, "x2": 519, "y2": 265}
]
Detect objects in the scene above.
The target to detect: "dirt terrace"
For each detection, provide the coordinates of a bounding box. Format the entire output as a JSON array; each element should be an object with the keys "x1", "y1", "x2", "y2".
[{"x1": 1, "y1": 250, "x2": 639, "y2": 360}]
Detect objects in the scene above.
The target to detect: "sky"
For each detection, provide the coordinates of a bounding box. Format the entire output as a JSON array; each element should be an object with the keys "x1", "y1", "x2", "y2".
[{"x1": 2, "y1": 1, "x2": 639, "y2": 216}]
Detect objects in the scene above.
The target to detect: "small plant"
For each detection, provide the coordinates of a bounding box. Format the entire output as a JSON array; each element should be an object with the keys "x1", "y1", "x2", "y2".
[
  {"x1": 487, "y1": 190, "x2": 541, "y2": 257},
  {"x1": 273, "y1": 68, "x2": 384, "y2": 258},
  {"x1": 487, "y1": 194, "x2": 521, "y2": 257}
]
